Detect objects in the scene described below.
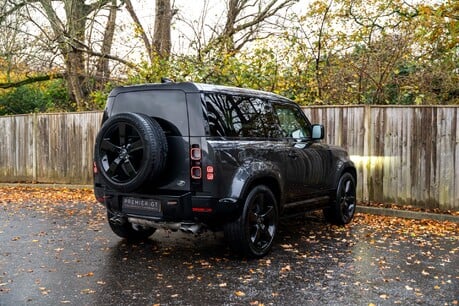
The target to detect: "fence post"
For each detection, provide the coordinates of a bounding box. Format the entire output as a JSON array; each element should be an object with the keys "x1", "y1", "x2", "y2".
[
  {"x1": 32, "y1": 113, "x2": 37, "y2": 183},
  {"x1": 362, "y1": 105, "x2": 371, "y2": 202}
]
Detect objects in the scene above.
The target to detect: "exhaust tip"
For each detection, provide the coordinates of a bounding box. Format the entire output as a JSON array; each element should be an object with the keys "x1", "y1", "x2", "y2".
[
  {"x1": 180, "y1": 224, "x2": 202, "y2": 234},
  {"x1": 109, "y1": 213, "x2": 126, "y2": 225}
]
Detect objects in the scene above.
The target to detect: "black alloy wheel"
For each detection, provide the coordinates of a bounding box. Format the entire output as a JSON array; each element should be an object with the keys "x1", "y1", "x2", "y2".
[
  {"x1": 225, "y1": 185, "x2": 278, "y2": 257},
  {"x1": 326, "y1": 172, "x2": 356, "y2": 225}
]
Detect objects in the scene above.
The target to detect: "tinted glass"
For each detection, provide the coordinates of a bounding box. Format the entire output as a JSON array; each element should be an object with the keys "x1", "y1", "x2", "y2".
[
  {"x1": 112, "y1": 90, "x2": 187, "y2": 136},
  {"x1": 204, "y1": 93, "x2": 282, "y2": 138},
  {"x1": 274, "y1": 104, "x2": 311, "y2": 139}
]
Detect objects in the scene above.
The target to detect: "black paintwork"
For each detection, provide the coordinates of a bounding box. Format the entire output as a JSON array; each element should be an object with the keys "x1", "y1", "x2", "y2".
[{"x1": 94, "y1": 82, "x2": 356, "y2": 228}]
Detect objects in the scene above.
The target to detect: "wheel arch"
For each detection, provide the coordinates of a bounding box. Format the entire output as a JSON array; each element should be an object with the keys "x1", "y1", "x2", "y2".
[
  {"x1": 226, "y1": 164, "x2": 283, "y2": 213},
  {"x1": 244, "y1": 177, "x2": 282, "y2": 209},
  {"x1": 335, "y1": 164, "x2": 357, "y2": 190}
]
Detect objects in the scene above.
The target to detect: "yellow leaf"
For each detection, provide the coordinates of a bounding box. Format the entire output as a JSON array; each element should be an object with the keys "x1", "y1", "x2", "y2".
[
  {"x1": 235, "y1": 291, "x2": 246, "y2": 297},
  {"x1": 77, "y1": 272, "x2": 94, "y2": 278}
]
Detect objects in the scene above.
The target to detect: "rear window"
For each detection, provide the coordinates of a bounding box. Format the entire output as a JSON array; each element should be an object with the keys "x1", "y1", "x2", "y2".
[
  {"x1": 203, "y1": 93, "x2": 282, "y2": 138},
  {"x1": 112, "y1": 90, "x2": 188, "y2": 136}
]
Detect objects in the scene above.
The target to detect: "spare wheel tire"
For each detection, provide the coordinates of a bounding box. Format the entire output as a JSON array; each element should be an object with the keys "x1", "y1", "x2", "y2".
[{"x1": 94, "y1": 113, "x2": 168, "y2": 192}]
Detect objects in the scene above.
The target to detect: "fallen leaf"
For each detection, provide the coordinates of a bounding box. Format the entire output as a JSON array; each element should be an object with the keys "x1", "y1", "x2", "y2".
[
  {"x1": 235, "y1": 291, "x2": 246, "y2": 297},
  {"x1": 280, "y1": 265, "x2": 291, "y2": 273}
]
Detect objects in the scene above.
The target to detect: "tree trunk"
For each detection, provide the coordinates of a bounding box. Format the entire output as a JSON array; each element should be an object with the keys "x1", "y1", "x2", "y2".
[
  {"x1": 39, "y1": 0, "x2": 116, "y2": 109},
  {"x1": 153, "y1": 0, "x2": 172, "y2": 58},
  {"x1": 96, "y1": 0, "x2": 117, "y2": 88},
  {"x1": 63, "y1": 1, "x2": 88, "y2": 108}
]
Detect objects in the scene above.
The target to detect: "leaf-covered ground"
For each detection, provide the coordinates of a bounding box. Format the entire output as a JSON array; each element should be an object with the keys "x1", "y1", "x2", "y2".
[
  {"x1": 0, "y1": 186, "x2": 457, "y2": 237},
  {"x1": 0, "y1": 186, "x2": 458, "y2": 305}
]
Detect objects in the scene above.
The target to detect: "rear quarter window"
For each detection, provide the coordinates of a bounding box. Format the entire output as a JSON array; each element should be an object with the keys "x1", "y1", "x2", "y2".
[{"x1": 203, "y1": 93, "x2": 283, "y2": 138}]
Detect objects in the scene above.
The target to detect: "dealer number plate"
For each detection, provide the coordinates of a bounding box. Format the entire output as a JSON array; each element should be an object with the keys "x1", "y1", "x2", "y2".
[{"x1": 122, "y1": 197, "x2": 161, "y2": 212}]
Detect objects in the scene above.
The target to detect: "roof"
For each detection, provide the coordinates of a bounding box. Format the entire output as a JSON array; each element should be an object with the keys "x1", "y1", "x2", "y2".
[{"x1": 109, "y1": 81, "x2": 292, "y2": 102}]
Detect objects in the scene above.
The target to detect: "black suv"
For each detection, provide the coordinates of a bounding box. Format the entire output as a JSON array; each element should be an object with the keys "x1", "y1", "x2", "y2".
[{"x1": 93, "y1": 81, "x2": 356, "y2": 257}]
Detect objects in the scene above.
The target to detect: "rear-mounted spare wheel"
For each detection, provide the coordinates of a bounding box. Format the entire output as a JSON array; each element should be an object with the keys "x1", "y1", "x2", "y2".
[{"x1": 94, "y1": 113, "x2": 168, "y2": 192}]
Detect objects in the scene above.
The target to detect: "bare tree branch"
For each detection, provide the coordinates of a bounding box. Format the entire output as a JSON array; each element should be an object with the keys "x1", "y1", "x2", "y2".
[
  {"x1": 204, "y1": 0, "x2": 297, "y2": 53},
  {"x1": 0, "y1": 72, "x2": 64, "y2": 89},
  {"x1": 71, "y1": 46, "x2": 140, "y2": 72},
  {"x1": 124, "y1": 0, "x2": 153, "y2": 62}
]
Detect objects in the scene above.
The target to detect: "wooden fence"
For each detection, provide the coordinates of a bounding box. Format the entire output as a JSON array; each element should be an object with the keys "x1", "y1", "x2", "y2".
[
  {"x1": 0, "y1": 112, "x2": 103, "y2": 185},
  {"x1": 0, "y1": 106, "x2": 458, "y2": 210},
  {"x1": 304, "y1": 106, "x2": 459, "y2": 211}
]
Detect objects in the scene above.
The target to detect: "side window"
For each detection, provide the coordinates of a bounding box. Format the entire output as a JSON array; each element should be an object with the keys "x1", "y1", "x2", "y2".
[
  {"x1": 273, "y1": 104, "x2": 311, "y2": 139},
  {"x1": 203, "y1": 93, "x2": 282, "y2": 138}
]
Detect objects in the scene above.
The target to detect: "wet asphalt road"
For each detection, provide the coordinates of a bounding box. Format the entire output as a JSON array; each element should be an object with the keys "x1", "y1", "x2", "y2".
[{"x1": 1, "y1": 200, "x2": 458, "y2": 306}]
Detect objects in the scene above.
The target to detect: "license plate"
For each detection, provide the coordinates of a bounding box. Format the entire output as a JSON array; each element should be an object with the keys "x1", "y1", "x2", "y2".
[{"x1": 122, "y1": 197, "x2": 161, "y2": 213}]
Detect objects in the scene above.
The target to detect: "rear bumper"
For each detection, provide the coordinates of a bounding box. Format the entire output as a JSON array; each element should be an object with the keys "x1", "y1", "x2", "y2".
[{"x1": 94, "y1": 186, "x2": 240, "y2": 227}]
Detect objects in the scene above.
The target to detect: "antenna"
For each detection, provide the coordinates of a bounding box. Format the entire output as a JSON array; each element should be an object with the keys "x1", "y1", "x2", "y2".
[{"x1": 161, "y1": 77, "x2": 174, "y2": 83}]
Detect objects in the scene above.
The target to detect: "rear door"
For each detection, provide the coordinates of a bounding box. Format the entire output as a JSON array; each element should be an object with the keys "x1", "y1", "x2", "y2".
[{"x1": 111, "y1": 89, "x2": 191, "y2": 191}]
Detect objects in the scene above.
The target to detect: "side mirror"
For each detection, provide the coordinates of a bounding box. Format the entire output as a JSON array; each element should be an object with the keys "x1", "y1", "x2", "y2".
[{"x1": 312, "y1": 124, "x2": 324, "y2": 140}]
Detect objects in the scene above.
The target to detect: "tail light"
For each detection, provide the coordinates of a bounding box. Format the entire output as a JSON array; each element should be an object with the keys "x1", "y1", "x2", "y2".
[
  {"x1": 190, "y1": 144, "x2": 202, "y2": 180},
  {"x1": 206, "y1": 166, "x2": 214, "y2": 181},
  {"x1": 190, "y1": 147, "x2": 201, "y2": 160},
  {"x1": 190, "y1": 145, "x2": 214, "y2": 182},
  {"x1": 191, "y1": 166, "x2": 202, "y2": 179}
]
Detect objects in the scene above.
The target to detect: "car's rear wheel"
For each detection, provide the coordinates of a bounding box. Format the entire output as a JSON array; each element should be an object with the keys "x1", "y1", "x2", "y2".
[
  {"x1": 224, "y1": 185, "x2": 278, "y2": 257},
  {"x1": 94, "y1": 113, "x2": 168, "y2": 192},
  {"x1": 107, "y1": 211, "x2": 156, "y2": 240},
  {"x1": 324, "y1": 172, "x2": 356, "y2": 225}
]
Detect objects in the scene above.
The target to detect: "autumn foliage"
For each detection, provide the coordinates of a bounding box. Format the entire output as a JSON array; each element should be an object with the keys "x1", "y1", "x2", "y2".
[{"x1": 0, "y1": 0, "x2": 458, "y2": 115}]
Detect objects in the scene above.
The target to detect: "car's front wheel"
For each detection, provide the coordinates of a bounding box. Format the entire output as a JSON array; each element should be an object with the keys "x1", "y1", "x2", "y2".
[
  {"x1": 224, "y1": 185, "x2": 278, "y2": 257},
  {"x1": 324, "y1": 172, "x2": 356, "y2": 225},
  {"x1": 107, "y1": 211, "x2": 156, "y2": 240}
]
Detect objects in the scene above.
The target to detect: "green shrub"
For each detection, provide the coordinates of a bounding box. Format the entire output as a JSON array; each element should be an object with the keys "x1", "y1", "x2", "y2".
[{"x1": 0, "y1": 79, "x2": 71, "y2": 115}]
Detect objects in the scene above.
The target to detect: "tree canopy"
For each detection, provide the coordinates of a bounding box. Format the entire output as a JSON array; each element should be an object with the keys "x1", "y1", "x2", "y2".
[{"x1": 0, "y1": 0, "x2": 457, "y2": 115}]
